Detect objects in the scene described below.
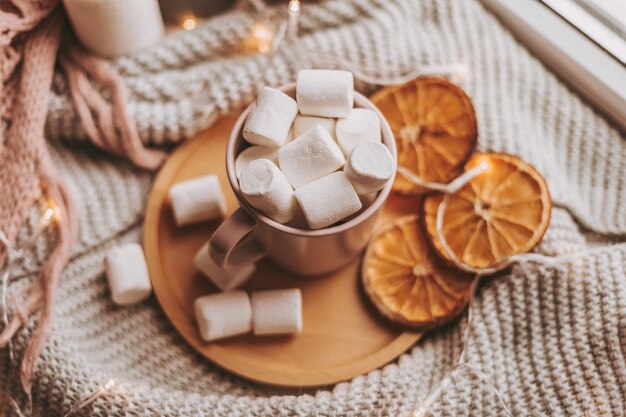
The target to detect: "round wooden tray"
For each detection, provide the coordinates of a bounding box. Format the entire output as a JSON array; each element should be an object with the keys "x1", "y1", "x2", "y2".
[{"x1": 144, "y1": 115, "x2": 423, "y2": 388}]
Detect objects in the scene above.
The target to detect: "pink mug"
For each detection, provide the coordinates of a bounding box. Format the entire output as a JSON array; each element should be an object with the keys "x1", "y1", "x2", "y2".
[{"x1": 209, "y1": 83, "x2": 397, "y2": 275}]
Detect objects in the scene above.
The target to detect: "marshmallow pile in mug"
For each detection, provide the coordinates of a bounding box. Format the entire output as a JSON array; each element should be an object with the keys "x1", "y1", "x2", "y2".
[{"x1": 237, "y1": 70, "x2": 394, "y2": 230}]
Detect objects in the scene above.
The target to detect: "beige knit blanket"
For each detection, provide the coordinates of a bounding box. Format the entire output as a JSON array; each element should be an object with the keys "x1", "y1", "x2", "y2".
[{"x1": 2, "y1": 0, "x2": 626, "y2": 415}]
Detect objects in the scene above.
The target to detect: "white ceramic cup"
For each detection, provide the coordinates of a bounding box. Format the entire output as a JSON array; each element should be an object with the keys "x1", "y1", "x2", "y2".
[{"x1": 209, "y1": 83, "x2": 397, "y2": 275}]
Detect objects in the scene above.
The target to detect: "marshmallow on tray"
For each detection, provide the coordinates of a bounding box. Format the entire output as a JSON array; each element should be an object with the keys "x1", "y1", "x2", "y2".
[
  {"x1": 194, "y1": 290, "x2": 252, "y2": 342},
  {"x1": 296, "y1": 70, "x2": 354, "y2": 118},
  {"x1": 105, "y1": 243, "x2": 152, "y2": 306},
  {"x1": 293, "y1": 115, "x2": 336, "y2": 138},
  {"x1": 344, "y1": 142, "x2": 394, "y2": 195},
  {"x1": 194, "y1": 243, "x2": 255, "y2": 291},
  {"x1": 169, "y1": 175, "x2": 227, "y2": 227},
  {"x1": 239, "y1": 159, "x2": 298, "y2": 223},
  {"x1": 251, "y1": 289, "x2": 303, "y2": 335},
  {"x1": 295, "y1": 171, "x2": 362, "y2": 229},
  {"x1": 235, "y1": 146, "x2": 277, "y2": 179},
  {"x1": 335, "y1": 108, "x2": 382, "y2": 156},
  {"x1": 278, "y1": 125, "x2": 345, "y2": 189},
  {"x1": 243, "y1": 87, "x2": 298, "y2": 148}
]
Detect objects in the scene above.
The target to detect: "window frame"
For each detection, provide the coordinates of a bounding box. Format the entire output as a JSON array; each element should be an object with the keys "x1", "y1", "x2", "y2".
[{"x1": 480, "y1": 0, "x2": 626, "y2": 133}]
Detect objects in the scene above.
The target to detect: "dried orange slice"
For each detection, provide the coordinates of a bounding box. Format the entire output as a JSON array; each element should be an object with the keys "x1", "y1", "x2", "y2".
[
  {"x1": 423, "y1": 153, "x2": 552, "y2": 269},
  {"x1": 371, "y1": 77, "x2": 477, "y2": 195},
  {"x1": 362, "y1": 215, "x2": 475, "y2": 329}
]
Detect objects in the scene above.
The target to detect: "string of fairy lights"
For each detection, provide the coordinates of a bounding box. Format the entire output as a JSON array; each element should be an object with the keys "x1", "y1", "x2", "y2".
[
  {"x1": 0, "y1": 196, "x2": 59, "y2": 365},
  {"x1": 0, "y1": 1, "x2": 575, "y2": 416}
]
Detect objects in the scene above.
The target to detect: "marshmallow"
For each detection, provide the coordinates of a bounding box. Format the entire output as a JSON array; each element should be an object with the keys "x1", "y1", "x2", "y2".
[
  {"x1": 243, "y1": 87, "x2": 298, "y2": 148},
  {"x1": 235, "y1": 146, "x2": 277, "y2": 179},
  {"x1": 251, "y1": 289, "x2": 302, "y2": 335},
  {"x1": 194, "y1": 243, "x2": 255, "y2": 291},
  {"x1": 105, "y1": 243, "x2": 152, "y2": 306},
  {"x1": 359, "y1": 192, "x2": 379, "y2": 209},
  {"x1": 194, "y1": 291, "x2": 252, "y2": 342},
  {"x1": 239, "y1": 159, "x2": 298, "y2": 223},
  {"x1": 294, "y1": 171, "x2": 362, "y2": 229},
  {"x1": 296, "y1": 70, "x2": 354, "y2": 117},
  {"x1": 335, "y1": 108, "x2": 382, "y2": 156},
  {"x1": 293, "y1": 115, "x2": 336, "y2": 139},
  {"x1": 169, "y1": 175, "x2": 227, "y2": 227},
  {"x1": 344, "y1": 142, "x2": 394, "y2": 195},
  {"x1": 277, "y1": 125, "x2": 345, "y2": 189}
]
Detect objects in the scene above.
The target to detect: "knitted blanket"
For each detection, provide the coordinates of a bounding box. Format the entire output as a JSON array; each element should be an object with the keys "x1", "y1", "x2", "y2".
[{"x1": 2, "y1": 0, "x2": 626, "y2": 415}]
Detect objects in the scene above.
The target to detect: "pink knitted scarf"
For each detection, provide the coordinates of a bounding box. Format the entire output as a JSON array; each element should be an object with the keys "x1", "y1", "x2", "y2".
[{"x1": 0, "y1": 0, "x2": 165, "y2": 397}]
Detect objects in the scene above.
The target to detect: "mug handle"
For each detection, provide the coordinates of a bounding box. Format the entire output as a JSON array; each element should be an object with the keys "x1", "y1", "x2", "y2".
[{"x1": 209, "y1": 207, "x2": 267, "y2": 269}]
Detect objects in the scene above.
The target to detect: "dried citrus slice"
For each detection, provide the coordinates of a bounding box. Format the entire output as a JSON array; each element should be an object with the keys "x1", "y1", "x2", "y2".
[
  {"x1": 370, "y1": 77, "x2": 477, "y2": 196},
  {"x1": 423, "y1": 153, "x2": 552, "y2": 269},
  {"x1": 362, "y1": 215, "x2": 474, "y2": 329}
]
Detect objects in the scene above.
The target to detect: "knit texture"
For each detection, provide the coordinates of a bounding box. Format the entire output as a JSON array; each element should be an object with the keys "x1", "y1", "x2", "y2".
[
  {"x1": 0, "y1": 1, "x2": 168, "y2": 394},
  {"x1": 2, "y1": 0, "x2": 626, "y2": 415}
]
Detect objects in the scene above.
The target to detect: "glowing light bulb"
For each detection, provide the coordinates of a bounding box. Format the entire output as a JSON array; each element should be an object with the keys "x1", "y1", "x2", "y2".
[
  {"x1": 42, "y1": 207, "x2": 55, "y2": 223},
  {"x1": 41, "y1": 196, "x2": 60, "y2": 226},
  {"x1": 181, "y1": 16, "x2": 198, "y2": 31},
  {"x1": 473, "y1": 156, "x2": 492, "y2": 177},
  {"x1": 103, "y1": 379, "x2": 116, "y2": 390},
  {"x1": 289, "y1": 0, "x2": 301, "y2": 13},
  {"x1": 250, "y1": 22, "x2": 273, "y2": 53}
]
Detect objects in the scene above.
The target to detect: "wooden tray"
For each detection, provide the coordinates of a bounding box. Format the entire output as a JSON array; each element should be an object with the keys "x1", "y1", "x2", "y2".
[{"x1": 144, "y1": 115, "x2": 422, "y2": 388}]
